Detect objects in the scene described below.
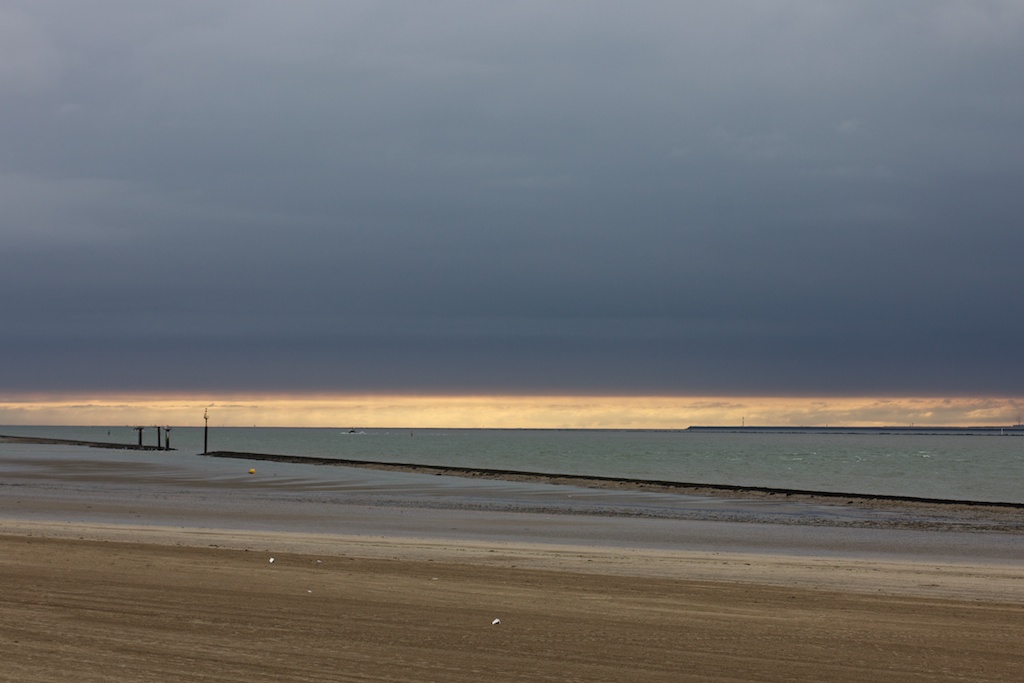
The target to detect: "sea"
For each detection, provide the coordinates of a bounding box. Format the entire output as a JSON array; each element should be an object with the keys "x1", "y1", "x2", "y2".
[{"x1": 2, "y1": 424, "x2": 1022, "y2": 505}]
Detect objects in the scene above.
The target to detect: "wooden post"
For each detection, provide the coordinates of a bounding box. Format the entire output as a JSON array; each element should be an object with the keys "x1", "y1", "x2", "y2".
[
  {"x1": 135, "y1": 426, "x2": 144, "y2": 447},
  {"x1": 203, "y1": 409, "x2": 209, "y2": 454},
  {"x1": 164, "y1": 427, "x2": 171, "y2": 451},
  {"x1": 156, "y1": 426, "x2": 162, "y2": 449}
]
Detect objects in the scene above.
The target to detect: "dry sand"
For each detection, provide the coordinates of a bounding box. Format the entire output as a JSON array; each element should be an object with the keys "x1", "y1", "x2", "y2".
[{"x1": 2, "y1": 520, "x2": 1023, "y2": 682}]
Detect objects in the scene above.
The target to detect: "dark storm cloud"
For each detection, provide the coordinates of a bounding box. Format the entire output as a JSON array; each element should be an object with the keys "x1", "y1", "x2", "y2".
[{"x1": 3, "y1": 1, "x2": 1023, "y2": 396}]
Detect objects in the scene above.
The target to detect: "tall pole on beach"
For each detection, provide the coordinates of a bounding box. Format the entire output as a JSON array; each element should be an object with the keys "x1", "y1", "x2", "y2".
[{"x1": 203, "y1": 409, "x2": 209, "y2": 455}]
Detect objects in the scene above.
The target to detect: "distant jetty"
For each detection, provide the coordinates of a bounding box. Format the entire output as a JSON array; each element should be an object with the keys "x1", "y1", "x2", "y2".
[{"x1": 686, "y1": 425, "x2": 1024, "y2": 435}]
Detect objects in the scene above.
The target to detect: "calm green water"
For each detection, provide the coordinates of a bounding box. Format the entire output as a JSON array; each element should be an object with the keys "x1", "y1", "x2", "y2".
[{"x1": 3, "y1": 425, "x2": 1022, "y2": 503}]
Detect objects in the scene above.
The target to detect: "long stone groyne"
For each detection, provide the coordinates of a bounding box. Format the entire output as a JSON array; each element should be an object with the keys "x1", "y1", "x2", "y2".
[{"x1": 201, "y1": 449, "x2": 1024, "y2": 512}]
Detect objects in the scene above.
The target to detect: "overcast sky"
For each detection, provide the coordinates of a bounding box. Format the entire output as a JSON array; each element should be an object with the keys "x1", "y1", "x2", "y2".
[{"x1": 3, "y1": 1, "x2": 1023, "y2": 405}]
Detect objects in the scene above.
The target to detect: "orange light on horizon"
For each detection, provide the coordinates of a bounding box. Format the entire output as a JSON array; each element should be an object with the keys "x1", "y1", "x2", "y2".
[{"x1": 1, "y1": 393, "x2": 1022, "y2": 429}]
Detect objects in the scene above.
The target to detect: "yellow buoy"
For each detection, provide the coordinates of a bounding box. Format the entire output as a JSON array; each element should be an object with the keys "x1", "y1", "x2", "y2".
[{"x1": 248, "y1": 469, "x2": 256, "y2": 474}]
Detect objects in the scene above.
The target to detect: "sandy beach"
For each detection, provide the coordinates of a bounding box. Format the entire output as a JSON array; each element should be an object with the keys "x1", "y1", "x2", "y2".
[
  {"x1": 2, "y1": 440, "x2": 1023, "y2": 681},
  {"x1": 2, "y1": 524, "x2": 1023, "y2": 683}
]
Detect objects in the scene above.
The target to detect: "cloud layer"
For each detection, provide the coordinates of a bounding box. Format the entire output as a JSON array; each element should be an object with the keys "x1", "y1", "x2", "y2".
[{"x1": 3, "y1": 2, "x2": 1023, "y2": 400}]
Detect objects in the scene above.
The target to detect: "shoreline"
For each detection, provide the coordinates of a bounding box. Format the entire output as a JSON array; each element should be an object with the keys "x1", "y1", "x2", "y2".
[
  {"x1": 5, "y1": 434, "x2": 1021, "y2": 510},
  {"x1": 4, "y1": 436, "x2": 1023, "y2": 541}
]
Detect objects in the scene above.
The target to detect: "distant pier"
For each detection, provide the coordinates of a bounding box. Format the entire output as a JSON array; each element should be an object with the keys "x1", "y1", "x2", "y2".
[
  {"x1": 0, "y1": 434, "x2": 175, "y2": 451},
  {"x1": 686, "y1": 425, "x2": 1024, "y2": 435}
]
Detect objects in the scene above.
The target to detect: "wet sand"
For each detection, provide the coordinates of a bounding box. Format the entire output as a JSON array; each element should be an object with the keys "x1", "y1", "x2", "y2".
[{"x1": 2, "y1": 439, "x2": 1023, "y2": 680}]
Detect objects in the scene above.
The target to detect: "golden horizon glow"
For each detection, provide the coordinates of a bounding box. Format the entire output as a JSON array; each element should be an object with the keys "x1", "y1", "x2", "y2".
[{"x1": 1, "y1": 393, "x2": 1023, "y2": 429}]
